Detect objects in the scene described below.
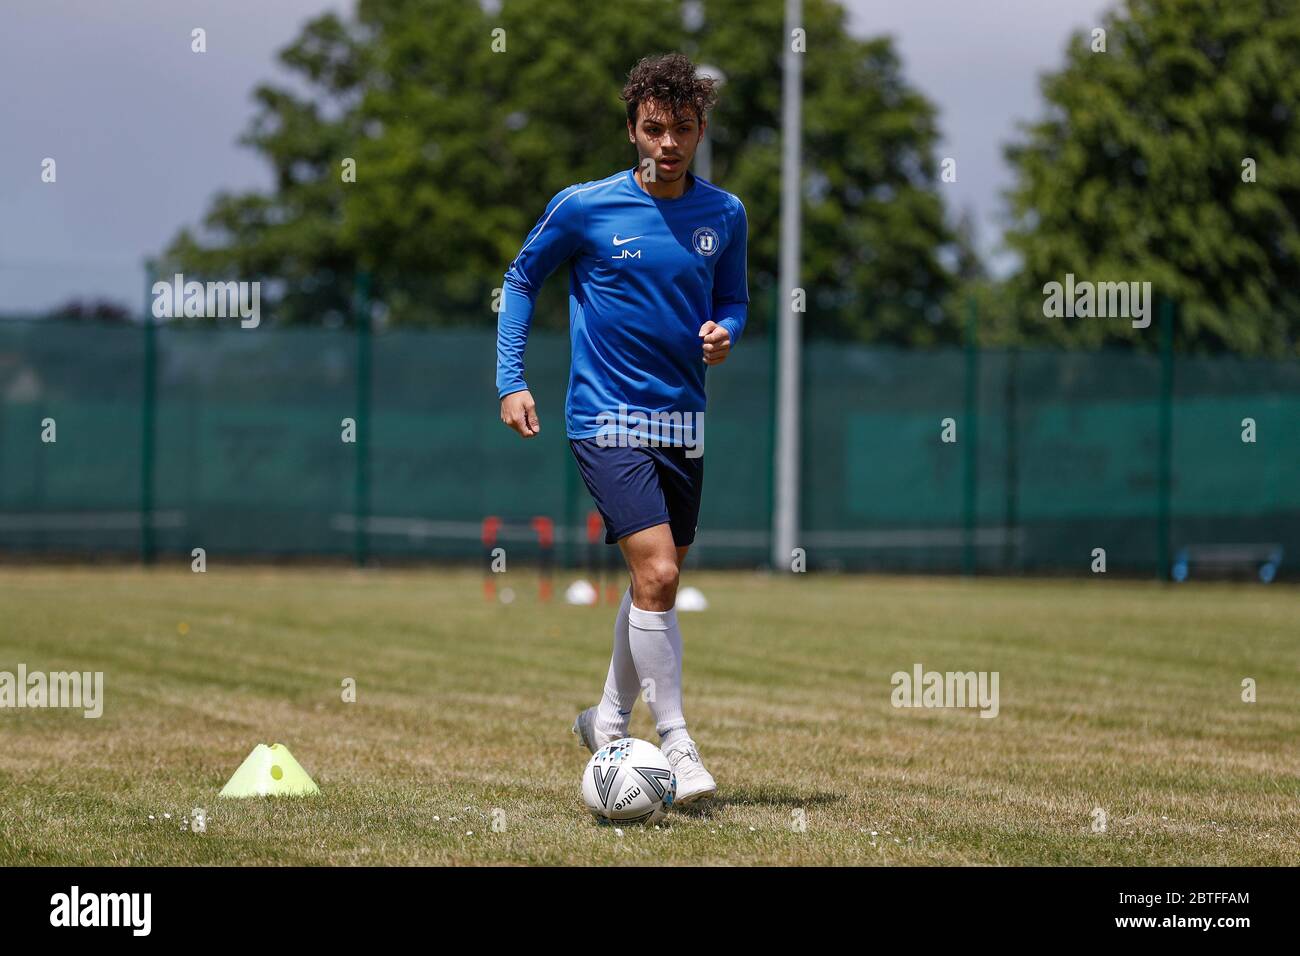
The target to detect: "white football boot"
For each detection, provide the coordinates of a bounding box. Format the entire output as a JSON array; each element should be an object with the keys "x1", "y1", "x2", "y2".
[
  {"x1": 663, "y1": 739, "x2": 716, "y2": 805},
  {"x1": 572, "y1": 706, "x2": 618, "y2": 754}
]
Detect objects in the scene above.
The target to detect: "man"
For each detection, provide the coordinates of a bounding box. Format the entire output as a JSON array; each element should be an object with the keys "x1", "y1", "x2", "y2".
[{"x1": 495, "y1": 53, "x2": 748, "y2": 804}]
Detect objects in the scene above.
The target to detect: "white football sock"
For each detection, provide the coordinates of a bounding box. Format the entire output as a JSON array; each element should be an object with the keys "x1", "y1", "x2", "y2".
[
  {"x1": 627, "y1": 602, "x2": 688, "y2": 749},
  {"x1": 594, "y1": 587, "x2": 638, "y2": 739}
]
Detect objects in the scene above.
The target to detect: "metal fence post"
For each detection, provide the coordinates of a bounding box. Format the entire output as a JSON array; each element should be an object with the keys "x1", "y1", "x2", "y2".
[
  {"x1": 1156, "y1": 296, "x2": 1174, "y2": 580},
  {"x1": 1003, "y1": 343, "x2": 1019, "y2": 573},
  {"x1": 140, "y1": 261, "x2": 157, "y2": 565},
  {"x1": 962, "y1": 297, "x2": 980, "y2": 576},
  {"x1": 353, "y1": 272, "x2": 372, "y2": 567},
  {"x1": 766, "y1": 282, "x2": 780, "y2": 568}
]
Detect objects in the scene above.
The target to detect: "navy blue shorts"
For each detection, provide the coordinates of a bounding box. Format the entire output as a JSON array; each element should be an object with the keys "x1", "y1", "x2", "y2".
[{"x1": 569, "y1": 437, "x2": 704, "y2": 546}]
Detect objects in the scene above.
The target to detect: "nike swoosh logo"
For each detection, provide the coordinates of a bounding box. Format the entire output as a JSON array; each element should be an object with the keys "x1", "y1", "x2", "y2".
[{"x1": 611, "y1": 235, "x2": 643, "y2": 246}]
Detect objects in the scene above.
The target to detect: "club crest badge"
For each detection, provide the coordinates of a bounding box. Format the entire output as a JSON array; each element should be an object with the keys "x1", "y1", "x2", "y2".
[{"x1": 692, "y1": 226, "x2": 720, "y2": 256}]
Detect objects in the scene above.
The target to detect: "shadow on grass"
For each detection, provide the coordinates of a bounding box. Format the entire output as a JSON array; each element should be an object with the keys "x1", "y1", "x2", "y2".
[{"x1": 673, "y1": 786, "x2": 843, "y2": 817}]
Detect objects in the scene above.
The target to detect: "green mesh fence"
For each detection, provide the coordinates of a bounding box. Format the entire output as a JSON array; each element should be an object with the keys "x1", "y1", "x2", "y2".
[{"x1": 1, "y1": 316, "x2": 1296, "y2": 578}]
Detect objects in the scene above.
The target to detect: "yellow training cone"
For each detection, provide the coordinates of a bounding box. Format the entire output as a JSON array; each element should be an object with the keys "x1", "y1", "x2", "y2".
[{"x1": 219, "y1": 743, "x2": 320, "y2": 798}]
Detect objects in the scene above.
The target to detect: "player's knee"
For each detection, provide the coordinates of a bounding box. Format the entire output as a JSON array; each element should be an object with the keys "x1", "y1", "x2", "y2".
[{"x1": 638, "y1": 557, "x2": 680, "y2": 605}]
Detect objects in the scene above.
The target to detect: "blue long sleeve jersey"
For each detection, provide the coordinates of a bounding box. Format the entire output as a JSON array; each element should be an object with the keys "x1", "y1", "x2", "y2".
[{"x1": 495, "y1": 166, "x2": 749, "y2": 441}]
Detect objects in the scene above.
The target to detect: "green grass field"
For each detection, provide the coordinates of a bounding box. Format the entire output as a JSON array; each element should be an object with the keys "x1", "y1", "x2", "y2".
[{"x1": 1, "y1": 567, "x2": 1296, "y2": 865}]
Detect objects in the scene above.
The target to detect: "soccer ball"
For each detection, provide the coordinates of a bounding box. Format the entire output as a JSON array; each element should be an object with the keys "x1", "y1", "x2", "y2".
[{"x1": 581, "y1": 737, "x2": 676, "y2": 825}]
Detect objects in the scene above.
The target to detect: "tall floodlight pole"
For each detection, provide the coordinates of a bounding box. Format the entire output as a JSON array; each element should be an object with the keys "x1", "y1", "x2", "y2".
[{"x1": 773, "y1": 0, "x2": 803, "y2": 570}]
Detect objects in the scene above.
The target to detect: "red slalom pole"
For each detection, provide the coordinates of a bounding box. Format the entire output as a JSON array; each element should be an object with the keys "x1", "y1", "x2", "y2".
[
  {"x1": 482, "y1": 515, "x2": 501, "y2": 602},
  {"x1": 531, "y1": 516, "x2": 554, "y2": 603},
  {"x1": 586, "y1": 511, "x2": 604, "y2": 607}
]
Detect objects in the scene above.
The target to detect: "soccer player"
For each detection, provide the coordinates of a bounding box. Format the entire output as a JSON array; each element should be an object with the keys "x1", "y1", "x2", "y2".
[{"x1": 495, "y1": 53, "x2": 748, "y2": 804}]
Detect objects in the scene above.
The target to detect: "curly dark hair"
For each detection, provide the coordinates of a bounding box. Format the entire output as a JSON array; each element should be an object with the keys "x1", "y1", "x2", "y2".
[{"x1": 620, "y1": 53, "x2": 719, "y2": 128}]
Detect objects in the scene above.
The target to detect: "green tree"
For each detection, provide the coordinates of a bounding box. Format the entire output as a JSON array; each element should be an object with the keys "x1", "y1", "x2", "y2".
[
  {"x1": 163, "y1": 0, "x2": 963, "y2": 343},
  {"x1": 1003, "y1": 0, "x2": 1300, "y2": 355}
]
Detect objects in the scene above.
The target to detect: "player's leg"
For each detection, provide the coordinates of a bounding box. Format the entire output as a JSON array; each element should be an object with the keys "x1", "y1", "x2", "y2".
[
  {"x1": 587, "y1": 582, "x2": 634, "y2": 741},
  {"x1": 619, "y1": 524, "x2": 689, "y2": 744},
  {"x1": 577, "y1": 543, "x2": 689, "y2": 750},
  {"x1": 567, "y1": 437, "x2": 715, "y2": 803},
  {"x1": 568, "y1": 438, "x2": 672, "y2": 752},
  {"x1": 619, "y1": 448, "x2": 715, "y2": 804},
  {"x1": 621, "y1": 521, "x2": 681, "y2": 610}
]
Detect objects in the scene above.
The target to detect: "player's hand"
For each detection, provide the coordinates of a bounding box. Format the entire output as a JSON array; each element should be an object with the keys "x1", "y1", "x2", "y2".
[
  {"x1": 699, "y1": 321, "x2": 731, "y2": 366},
  {"x1": 500, "y1": 389, "x2": 541, "y2": 438}
]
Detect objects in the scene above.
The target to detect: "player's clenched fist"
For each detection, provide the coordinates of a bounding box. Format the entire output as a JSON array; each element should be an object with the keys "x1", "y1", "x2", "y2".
[
  {"x1": 699, "y1": 321, "x2": 731, "y2": 365},
  {"x1": 500, "y1": 389, "x2": 540, "y2": 438}
]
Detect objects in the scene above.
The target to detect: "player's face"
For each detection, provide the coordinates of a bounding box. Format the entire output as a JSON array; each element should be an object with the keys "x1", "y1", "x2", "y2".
[{"x1": 628, "y1": 100, "x2": 705, "y2": 182}]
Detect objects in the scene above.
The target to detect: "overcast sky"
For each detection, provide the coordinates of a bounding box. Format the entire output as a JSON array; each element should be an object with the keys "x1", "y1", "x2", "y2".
[{"x1": 0, "y1": 0, "x2": 1112, "y2": 314}]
